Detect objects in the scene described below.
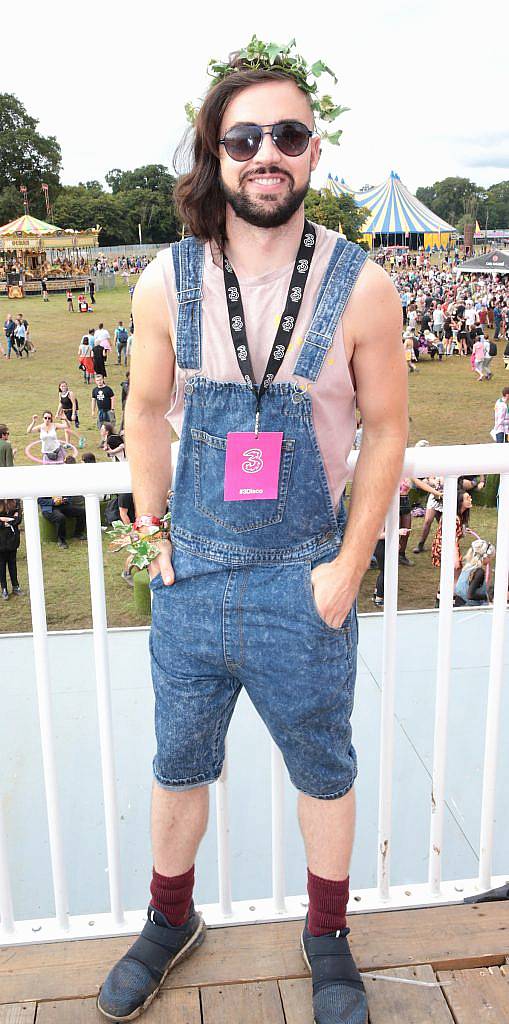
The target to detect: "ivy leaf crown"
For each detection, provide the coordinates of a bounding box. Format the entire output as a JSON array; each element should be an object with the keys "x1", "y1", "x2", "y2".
[{"x1": 187, "y1": 35, "x2": 348, "y2": 145}]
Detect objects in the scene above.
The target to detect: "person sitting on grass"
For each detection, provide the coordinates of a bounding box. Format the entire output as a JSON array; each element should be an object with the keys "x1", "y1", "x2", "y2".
[
  {"x1": 454, "y1": 539, "x2": 495, "y2": 606},
  {"x1": 37, "y1": 493, "x2": 86, "y2": 549},
  {"x1": 100, "y1": 421, "x2": 125, "y2": 460},
  {"x1": 0, "y1": 498, "x2": 22, "y2": 600}
]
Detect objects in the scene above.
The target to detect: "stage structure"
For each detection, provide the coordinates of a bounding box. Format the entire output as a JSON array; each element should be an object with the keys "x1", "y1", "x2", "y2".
[
  {"x1": 328, "y1": 171, "x2": 457, "y2": 251},
  {"x1": 0, "y1": 214, "x2": 100, "y2": 297}
]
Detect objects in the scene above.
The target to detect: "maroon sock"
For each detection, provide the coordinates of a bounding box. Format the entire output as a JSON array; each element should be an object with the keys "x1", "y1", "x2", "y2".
[
  {"x1": 307, "y1": 869, "x2": 349, "y2": 936},
  {"x1": 149, "y1": 865, "x2": 195, "y2": 926}
]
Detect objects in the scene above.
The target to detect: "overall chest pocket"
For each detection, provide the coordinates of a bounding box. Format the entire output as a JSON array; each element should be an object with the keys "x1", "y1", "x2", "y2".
[{"x1": 191, "y1": 428, "x2": 295, "y2": 534}]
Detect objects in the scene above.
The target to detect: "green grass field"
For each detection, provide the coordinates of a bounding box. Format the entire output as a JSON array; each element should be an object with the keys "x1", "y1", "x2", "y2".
[{"x1": 0, "y1": 279, "x2": 503, "y2": 632}]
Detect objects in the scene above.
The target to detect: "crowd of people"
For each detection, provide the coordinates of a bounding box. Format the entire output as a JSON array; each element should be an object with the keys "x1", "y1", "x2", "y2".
[{"x1": 388, "y1": 261, "x2": 509, "y2": 382}]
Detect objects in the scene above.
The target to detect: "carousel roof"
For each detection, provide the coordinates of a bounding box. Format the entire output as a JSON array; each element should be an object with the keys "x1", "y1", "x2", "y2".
[
  {"x1": 0, "y1": 214, "x2": 62, "y2": 236},
  {"x1": 328, "y1": 171, "x2": 456, "y2": 235}
]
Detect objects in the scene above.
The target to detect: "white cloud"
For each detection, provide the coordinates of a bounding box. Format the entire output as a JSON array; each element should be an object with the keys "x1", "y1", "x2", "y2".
[{"x1": 1, "y1": 0, "x2": 507, "y2": 197}]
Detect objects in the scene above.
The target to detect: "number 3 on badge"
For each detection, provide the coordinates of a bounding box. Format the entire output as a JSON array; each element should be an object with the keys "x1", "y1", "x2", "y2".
[{"x1": 242, "y1": 448, "x2": 264, "y2": 474}]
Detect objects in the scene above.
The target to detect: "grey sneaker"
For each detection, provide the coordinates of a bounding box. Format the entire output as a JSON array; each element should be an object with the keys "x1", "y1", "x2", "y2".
[
  {"x1": 97, "y1": 903, "x2": 205, "y2": 1021},
  {"x1": 301, "y1": 917, "x2": 368, "y2": 1023}
]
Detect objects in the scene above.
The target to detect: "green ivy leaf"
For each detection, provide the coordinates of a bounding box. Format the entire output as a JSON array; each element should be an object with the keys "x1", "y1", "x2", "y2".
[{"x1": 324, "y1": 129, "x2": 343, "y2": 146}]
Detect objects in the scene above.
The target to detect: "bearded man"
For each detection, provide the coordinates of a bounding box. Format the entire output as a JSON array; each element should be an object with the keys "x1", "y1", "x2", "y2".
[{"x1": 98, "y1": 40, "x2": 407, "y2": 1024}]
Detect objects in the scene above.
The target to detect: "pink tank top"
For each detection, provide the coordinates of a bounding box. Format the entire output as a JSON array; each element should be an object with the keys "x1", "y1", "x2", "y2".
[{"x1": 157, "y1": 224, "x2": 357, "y2": 509}]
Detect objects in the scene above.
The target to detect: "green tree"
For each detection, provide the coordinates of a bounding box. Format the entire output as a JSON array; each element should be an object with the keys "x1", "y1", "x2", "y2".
[
  {"x1": 415, "y1": 177, "x2": 485, "y2": 229},
  {"x1": 105, "y1": 164, "x2": 176, "y2": 195},
  {"x1": 305, "y1": 187, "x2": 368, "y2": 244},
  {"x1": 53, "y1": 186, "x2": 127, "y2": 245},
  {"x1": 486, "y1": 181, "x2": 509, "y2": 230},
  {"x1": 0, "y1": 93, "x2": 61, "y2": 219}
]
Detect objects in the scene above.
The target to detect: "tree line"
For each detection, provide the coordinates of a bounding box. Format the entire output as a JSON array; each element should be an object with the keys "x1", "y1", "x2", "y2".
[{"x1": 1, "y1": 93, "x2": 508, "y2": 246}]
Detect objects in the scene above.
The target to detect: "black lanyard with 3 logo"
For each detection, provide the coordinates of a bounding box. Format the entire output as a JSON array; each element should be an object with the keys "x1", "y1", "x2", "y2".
[{"x1": 223, "y1": 220, "x2": 316, "y2": 435}]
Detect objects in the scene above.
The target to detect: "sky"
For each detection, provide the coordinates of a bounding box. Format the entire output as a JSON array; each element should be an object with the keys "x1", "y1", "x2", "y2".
[{"x1": 1, "y1": 0, "x2": 508, "y2": 197}]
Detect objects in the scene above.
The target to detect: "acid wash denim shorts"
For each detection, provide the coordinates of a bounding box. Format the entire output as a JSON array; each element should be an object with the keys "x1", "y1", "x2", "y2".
[{"x1": 149, "y1": 546, "x2": 358, "y2": 800}]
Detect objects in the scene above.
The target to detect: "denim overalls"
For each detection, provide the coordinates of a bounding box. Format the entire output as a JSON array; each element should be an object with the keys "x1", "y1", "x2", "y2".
[{"x1": 150, "y1": 234, "x2": 368, "y2": 799}]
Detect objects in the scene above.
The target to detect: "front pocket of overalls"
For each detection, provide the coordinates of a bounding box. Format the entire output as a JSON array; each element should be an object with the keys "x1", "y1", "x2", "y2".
[
  {"x1": 304, "y1": 561, "x2": 353, "y2": 642},
  {"x1": 191, "y1": 428, "x2": 295, "y2": 534}
]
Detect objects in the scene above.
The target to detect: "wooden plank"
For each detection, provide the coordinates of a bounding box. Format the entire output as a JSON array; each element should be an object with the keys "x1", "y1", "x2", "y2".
[
  {"x1": 278, "y1": 978, "x2": 311, "y2": 1024},
  {"x1": 438, "y1": 966, "x2": 509, "y2": 1022},
  {"x1": 0, "y1": 1007, "x2": 36, "y2": 1024},
  {"x1": 201, "y1": 981, "x2": 284, "y2": 1024},
  {"x1": 364, "y1": 965, "x2": 454, "y2": 1023},
  {"x1": 1, "y1": 902, "x2": 508, "y2": 1004},
  {"x1": 34, "y1": 989, "x2": 201, "y2": 1023}
]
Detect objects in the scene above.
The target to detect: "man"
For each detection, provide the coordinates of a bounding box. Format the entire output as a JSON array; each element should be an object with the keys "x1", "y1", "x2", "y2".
[
  {"x1": 92, "y1": 331, "x2": 108, "y2": 378},
  {"x1": 0, "y1": 424, "x2": 14, "y2": 467},
  {"x1": 4, "y1": 313, "x2": 17, "y2": 359},
  {"x1": 38, "y1": 495, "x2": 86, "y2": 549},
  {"x1": 114, "y1": 320, "x2": 129, "y2": 365},
  {"x1": 95, "y1": 322, "x2": 111, "y2": 353},
  {"x1": 98, "y1": 42, "x2": 407, "y2": 1024},
  {"x1": 91, "y1": 374, "x2": 115, "y2": 431},
  {"x1": 88, "y1": 277, "x2": 96, "y2": 304},
  {"x1": 493, "y1": 387, "x2": 509, "y2": 442}
]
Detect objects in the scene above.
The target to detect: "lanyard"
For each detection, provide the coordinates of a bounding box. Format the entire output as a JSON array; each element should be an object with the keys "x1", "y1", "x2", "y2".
[{"x1": 224, "y1": 220, "x2": 316, "y2": 435}]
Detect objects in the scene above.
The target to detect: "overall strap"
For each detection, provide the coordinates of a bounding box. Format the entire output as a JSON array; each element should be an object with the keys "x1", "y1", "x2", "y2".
[
  {"x1": 294, "y1": 239, "x2": 368, "y2": 382},
  {"x1": 171, "y1": 236, "x2": 205, "y2": 370}
]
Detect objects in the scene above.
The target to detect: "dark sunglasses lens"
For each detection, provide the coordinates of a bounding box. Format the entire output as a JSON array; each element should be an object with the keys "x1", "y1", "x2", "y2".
[
  {"x1": 273, "y1": 121, "x2": 310, "y2": 156},
  {"x1": 224, "y1": 124, "x2": 262, "y2": 161}
]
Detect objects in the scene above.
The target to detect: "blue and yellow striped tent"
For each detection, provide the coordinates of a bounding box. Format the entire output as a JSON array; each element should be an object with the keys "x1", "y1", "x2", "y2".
[{"x1": 328, "y1": 171, "x2": 456, "y2": 250}]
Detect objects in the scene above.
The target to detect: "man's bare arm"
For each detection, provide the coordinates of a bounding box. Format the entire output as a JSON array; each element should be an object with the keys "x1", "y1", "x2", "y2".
[
  {"x1": 125, "y1": 261, "x2": 175, "y2": 577},
  {"x1": 340, "y1": 259, "x2": 408, "y2": 579},
  {"x1": 311, "y1": 260, "x2": 407, "y2": 628}
]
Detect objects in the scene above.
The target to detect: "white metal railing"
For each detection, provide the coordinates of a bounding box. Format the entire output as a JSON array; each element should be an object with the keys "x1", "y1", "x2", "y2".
[{"x1": 0, "y1": 443, "x2": 508, "y2": 946}]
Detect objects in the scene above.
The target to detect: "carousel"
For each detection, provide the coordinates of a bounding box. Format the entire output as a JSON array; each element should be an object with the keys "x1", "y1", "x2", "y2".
[{"x1": 0, "y1": 215, "x2": 100, "y2": 297}]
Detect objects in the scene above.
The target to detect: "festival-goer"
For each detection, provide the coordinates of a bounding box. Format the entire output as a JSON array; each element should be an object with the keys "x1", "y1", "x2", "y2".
[
  {"x1": 493, "y1": 387, "x2": 509, "y2": 442},
  {"x1": 91, "y1": 374, "x2": 115, "y2": 431},
  {"x1": 37, "y1": 494, "x2": 86, "y2": 548},
  {"x1": 78, "y1": 334, "x2": 95, "y2": 384},
  {"x1": 0, "y1": 498, "x2": 22, "y2": 599},
  {"x1": 431, "y1": 486, "x2": 472, "y2": 604},
  {"x1": 92, "y1": 334, "x2": 108, "y2": 378},
  {"x1": 27, "y1": 411, "x2": 65, "y2": 464},
  {"x1": 100, "y1": 421, "x2": 125, "y2": 460},
  {"x1": 41, "y1": 277, "x2": 49, "y2": 302},
  {"x1": 98, "y1": 38, "x2": 408, "y2": 1024},
  {"x1": 0, "y1": 425, "x2": 14, "y2": 467},
  {"x1": 115, "y1": 321, "x2": 129, "y2": 365},
  {"x1": 454, "y1": 539, "x2": 495, "y2": 606},
  {"x1": 95, "y1": 322, "x2": 111, "y2": 353},
  {"x1": 88, "y1": 278, "x2": 96, "y2": 304},
  {"x1": 399, "y1": 478, "x2": 413, "y2": 565},
  {"x1": 66, "y1": 289, "x2": 74, "y2": 312},
  {"x1": 55, "y1": 381, "x2": 78, "y2": 448}
]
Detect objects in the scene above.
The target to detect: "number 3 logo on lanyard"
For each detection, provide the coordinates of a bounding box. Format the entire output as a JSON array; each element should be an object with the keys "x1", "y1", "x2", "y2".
[{"x1": 241, "y1": 448, "x2": 264, "y2": 474}]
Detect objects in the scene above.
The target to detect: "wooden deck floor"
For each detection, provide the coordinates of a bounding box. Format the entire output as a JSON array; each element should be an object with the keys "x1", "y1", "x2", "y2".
[{"x1": 1, "y1": 902, "x2": 508, "y2": 1022}]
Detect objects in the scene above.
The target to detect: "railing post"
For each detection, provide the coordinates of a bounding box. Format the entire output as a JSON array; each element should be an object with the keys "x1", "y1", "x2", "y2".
[
  {"x1": 376, "y1": 491, "x2": 400, "y2": 900},
  {"x1": 84, "y1": 494, "x2": 124, "y2": 926},
  {"x1": 271, "y1": 742, "x2": 286, "y2": 914},
  {"x1": 0, "y1": 797, "x2": 15, "y2": 935},
  {"x1": 428, "y1": 476, "x2": 457, "y2": 895},
  {"x1": 23, "y1": 497, "x2": 70, "y2": 931},
  {"x1": 478, "y1": 472, "x2": 509, "y2": 890},
  {"x1": 215, "y1": 746, "x2": 233, "y2": 917}
]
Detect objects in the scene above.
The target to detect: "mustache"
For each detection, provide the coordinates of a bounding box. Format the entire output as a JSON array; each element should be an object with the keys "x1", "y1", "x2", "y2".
[{"x1": 239, "y1": 166, "x2": 294, "y2": 187}]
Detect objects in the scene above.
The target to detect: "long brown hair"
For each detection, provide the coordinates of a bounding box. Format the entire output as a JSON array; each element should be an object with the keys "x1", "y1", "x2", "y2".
[
  {"x1": 0, "y1": 499, "x2": 18, "y2": 516},
  {"x1": 174, "y1": 68, "x2": 311, "y2": 251}
]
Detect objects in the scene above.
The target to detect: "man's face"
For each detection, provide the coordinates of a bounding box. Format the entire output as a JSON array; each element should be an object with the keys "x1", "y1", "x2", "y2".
[
  {"x1": 95, "y1": 376, "x2": 104, "y2": 387},
  {"x1": 218, "y1": 80, "x2": 320, "y2": 230}
]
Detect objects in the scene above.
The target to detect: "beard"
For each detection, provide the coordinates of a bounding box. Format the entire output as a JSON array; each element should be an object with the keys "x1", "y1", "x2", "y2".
[{"x1": 221, "y1": 166, "x2": 310, "y2": 229}]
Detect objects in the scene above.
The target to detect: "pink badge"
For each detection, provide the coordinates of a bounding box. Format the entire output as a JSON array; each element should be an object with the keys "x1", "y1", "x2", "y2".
[{"x1": 224, "y1": 432, "x2": 283, "y2": 501}]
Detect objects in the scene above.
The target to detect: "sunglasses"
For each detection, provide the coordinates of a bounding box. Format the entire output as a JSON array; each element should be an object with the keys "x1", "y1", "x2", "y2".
[
  {"x1": 43, "y1": 415, "x2": 52, "y2": 420},
  {"x1": 219, "y1": 121, "x2": 315, "y2": 162}
]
